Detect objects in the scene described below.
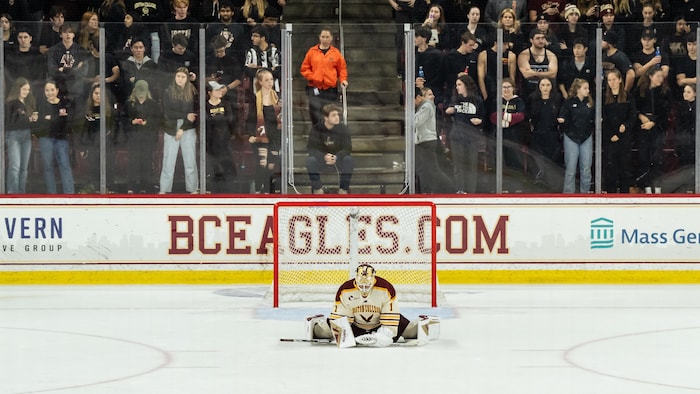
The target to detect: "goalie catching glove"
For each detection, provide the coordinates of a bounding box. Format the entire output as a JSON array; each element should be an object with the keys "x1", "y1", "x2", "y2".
[{"x1": 355, "y1": 326, "x2": 395, "y2": 347}]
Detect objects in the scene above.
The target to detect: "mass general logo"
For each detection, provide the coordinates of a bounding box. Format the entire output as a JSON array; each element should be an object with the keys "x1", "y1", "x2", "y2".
[{"x1": 590, "y1": 217, "x2": 614, "y2": 249}]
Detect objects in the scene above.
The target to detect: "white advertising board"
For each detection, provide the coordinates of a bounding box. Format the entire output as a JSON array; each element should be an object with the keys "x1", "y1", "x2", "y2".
[{"x1": 1, "y1": 197, "x2": 700, "y2": 266}]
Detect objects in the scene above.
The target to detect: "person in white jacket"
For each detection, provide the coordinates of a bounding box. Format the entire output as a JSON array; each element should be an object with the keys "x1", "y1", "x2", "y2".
[{"x1": 414, "y1": 87, "x2": 455, "y2": 193}]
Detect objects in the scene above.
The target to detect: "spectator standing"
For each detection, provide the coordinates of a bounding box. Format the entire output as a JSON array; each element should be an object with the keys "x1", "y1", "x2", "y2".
[
  {"x1": 205, "y1": 81, "x2": 238, "y2": 192},
  {"x1": 47, "y1": 24, "x2": 88, "y2": 101},
  {"x1": 557, "y1": 38, "x2": 594, "y2": 98},
  {"x1": 125, "y1": 0, "x2": 166, "y2": 61},
  {"x1": 162, "y1": 0, "x2": 199, "y2": 53},
  {"x1": 559, "y1": 4, "x2": 589, "y2": 60},
  {"x1": 414, "y1": 87, "x2": 456, "y2": 193},
  {"x1": 4, "y1": 26, "x2": 46, "y2": 88},
  {"x1": 123, "y1": 80, "x2": 161, "y2": 193},
  {"x1": 484, "y1": 0, "x2": 528, "y2": 27},
  {"x1": 490, "y1": 78, "x2": 527, "y2": 175},
  {"x1": 444, "y1": 74, "x2": 485, "y2": 194},
  {"x1": 78, "y1": 84, "x2": 117, "y2": 193},
  {"x1": 4, "y1": 77, "x2": 38, "y2": 194},
  {"x1": 300, "y1": 27, "x2": 348, "y2": 126},
  {"x1": 557, "y1": 78, "x2": 594, "y2": 193},
  {"x1": 602, "y1": 30, "x2": 635, "y2": 93},
  {"x1": 414, "y1": 26, "x2": 445, "y2": 106},
  {"x1": 158, "y1": 33, "x2": 198, "y2": 82},
  {"x1": 39, "y1": 6, "x2": 66, "y2": 54},
  {"x1": 633, "y1": 67, "x2": 671, "y2": 193},
  {"x1": 77, "y1": 11, "x2": 100, "y2": 51},
  {"x1": 527, "y1": 0, "x2": 565, "y2": 23},
  {"x1": 159, "y1": 67, "x2": 199, "y2": 194},
  {"x1": 247, "y1": 69, "x2": 282, "y2": 194},
  {"x1": 631, "y1": 28, "x2": 669, "y2": 85},
  {"x1": 244, "y1": 25, "x2": 280, "y2": 93},
  {"x1": 205, "y1": 0, "x2": 245, "y2": 58},
  {"x1": 34, "y1": 80, "x2": 75, "y2": 194},
  {"x1": 120, "y1": 38, "x2": 158, "y2": 99},
  {"x1": 421, "y1": 4, "x2": 451, "y2": 52},
  {"x1": 444, "y1": 31, "x2": 479, "y2": 98},
  {"x1": 306, "y1": 103, "x2": 354, "y2": 194},
  {"x1": 517, "y1": 29, "x2": 559, "y2": 101},
  {"x1": 205, "y1": 35, "x2": 243, "y2": 107},
  {"x1": 526, "y1": 77, "x2": 563, "y2": 186},
  {"x1": 673, "y1": 34, "x2": 698, "y2": 100},
  {"x1": 675, "y1": 84, "x2": 697, "y2": 167},
  {"x1": 602, "y1": 68, "x2": 637, "y2": 193},
  {"x1": 98, "y1": 0, "x2": 127, "y2": 53}
]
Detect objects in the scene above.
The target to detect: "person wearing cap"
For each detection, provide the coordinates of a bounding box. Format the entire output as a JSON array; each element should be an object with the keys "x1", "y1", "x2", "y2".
[
  {"x1": 559, "y1": 4, "x2": 589, "y2": 59},
  {"x1": 600, "y1": 2, "x2": 627, "y2": 52},
  {"x1": 124, "y1": 79, "x2": 161, "y2": 193},
  {"x1": 527, "y1": 0, "x2": 565, "y2": 23},
  {"x1": 204, "y1": 80, "x2": 237, "y2": 192},
  {"x1": 631, "y1": 28, "x2": 669, "y2": 82},
  {"x1": 535, "y1": 13, "x2": 562, "y2": 57},
  {"x1": 602, "y1": 30, "x2": 635, "y2": 93},
  {"x1": 205, "y1": 34, "x2": 243, "y2": 104},
  {"x1": 517, "y1": 28, "x2": 559, "y2": 100}
]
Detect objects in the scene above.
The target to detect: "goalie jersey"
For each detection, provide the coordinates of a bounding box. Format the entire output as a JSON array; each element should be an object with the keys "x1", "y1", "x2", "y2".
[{"x1": 329, "y1": 276, "x2": 401, "y2": 337}]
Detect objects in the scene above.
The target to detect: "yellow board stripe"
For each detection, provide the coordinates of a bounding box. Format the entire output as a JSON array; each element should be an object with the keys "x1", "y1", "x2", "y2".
[{"x1": 2, "y1": 270, "x2": 700, "y2": 285}]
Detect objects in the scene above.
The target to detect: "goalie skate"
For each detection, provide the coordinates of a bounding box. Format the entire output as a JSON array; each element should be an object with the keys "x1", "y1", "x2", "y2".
[{"x1": 417, "y1": 315, "x2": 440, "y2": 344}]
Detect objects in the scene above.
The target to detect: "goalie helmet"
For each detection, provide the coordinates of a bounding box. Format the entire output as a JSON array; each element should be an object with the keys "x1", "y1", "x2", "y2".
[{"x1": 354, "y1": 264, "x2": 376, "y2": 297}]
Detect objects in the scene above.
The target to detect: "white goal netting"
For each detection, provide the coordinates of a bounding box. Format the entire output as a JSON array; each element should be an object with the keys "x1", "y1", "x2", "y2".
[{"x1": 271, "y1": 201, "x2": 441, "y2": 307}]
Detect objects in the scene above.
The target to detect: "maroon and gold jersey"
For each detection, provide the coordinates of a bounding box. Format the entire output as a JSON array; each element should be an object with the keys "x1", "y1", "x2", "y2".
[{"x1": 329, "y1": 276, "x2": 401, "y2": 336}]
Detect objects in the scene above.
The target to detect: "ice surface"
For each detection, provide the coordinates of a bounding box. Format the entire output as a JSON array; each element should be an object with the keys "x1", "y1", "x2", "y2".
[{"x1": 1, "y1": 285, "x2": 699, "y2": 393}]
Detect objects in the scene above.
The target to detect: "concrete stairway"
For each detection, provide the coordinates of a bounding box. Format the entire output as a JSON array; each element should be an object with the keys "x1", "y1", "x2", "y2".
[{"x1": 283, "y1": 0, "x2": 407, "y2": 194}]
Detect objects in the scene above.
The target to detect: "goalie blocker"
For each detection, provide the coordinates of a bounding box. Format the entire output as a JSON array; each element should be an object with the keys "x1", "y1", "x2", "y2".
[{"x1": 305, "y1": 264, "x2": 441, "y2": 348}]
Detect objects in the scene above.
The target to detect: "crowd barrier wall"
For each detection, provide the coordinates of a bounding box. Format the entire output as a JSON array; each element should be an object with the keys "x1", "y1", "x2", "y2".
[{"x1": 2, "y1": 196, "x2": 700, "y2": 285}]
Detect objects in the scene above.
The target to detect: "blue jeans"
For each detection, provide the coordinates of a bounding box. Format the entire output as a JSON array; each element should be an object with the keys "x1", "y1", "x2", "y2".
[
  {"x1": 5, "y1": 129, "x2": 32, "y2": 193},
  {"x1": 563, "y1": 134, "x2": 592, "y2": 194},
  {"x1": 38, "y1": 136, "x2": 74, "y2": 194},
  {"x1": 159, "y1": 128, "x2": 199, "y2": 193}
]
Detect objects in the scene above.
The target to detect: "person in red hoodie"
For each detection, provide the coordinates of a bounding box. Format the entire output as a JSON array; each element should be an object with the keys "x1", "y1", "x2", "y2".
[{"x1": 300, "y1": 27, "x2": 348, "y2": 127}]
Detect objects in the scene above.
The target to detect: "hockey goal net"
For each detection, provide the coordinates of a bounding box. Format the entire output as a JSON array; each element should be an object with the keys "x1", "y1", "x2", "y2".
[{"x1": 272, "y1": 201, "x2": 439, "y2": 307}]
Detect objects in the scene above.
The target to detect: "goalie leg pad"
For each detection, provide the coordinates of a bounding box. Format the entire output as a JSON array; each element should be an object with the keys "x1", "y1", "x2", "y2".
[
  {"x1": 306, "y1": 314, "x2": 332, "y2": 340},
  {"x1": 329, "y1": 316, "x2": 356, "y2": 349},
  {"x1": 417, "y1": 315, "x2": 440, "y2": 343}
]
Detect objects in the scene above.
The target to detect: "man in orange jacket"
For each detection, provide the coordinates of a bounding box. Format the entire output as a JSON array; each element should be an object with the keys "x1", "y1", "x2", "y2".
[{"x1": 300, "y1": 27, "x2": 349, "y2": 126}]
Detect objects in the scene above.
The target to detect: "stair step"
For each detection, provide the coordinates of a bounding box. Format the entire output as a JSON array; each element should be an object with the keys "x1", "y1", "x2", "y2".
[
  {"x1": 292, "y1": 135, "x2": 405, "y2": 150},
  {"x1": 293, "y1": 120, "x2": 404, "y2": 136}
]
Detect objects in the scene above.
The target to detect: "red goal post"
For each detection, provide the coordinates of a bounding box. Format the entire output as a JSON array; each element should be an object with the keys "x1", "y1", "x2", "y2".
[{"x1": 273, "y1": 201, "x2": 438, "y2": 307}]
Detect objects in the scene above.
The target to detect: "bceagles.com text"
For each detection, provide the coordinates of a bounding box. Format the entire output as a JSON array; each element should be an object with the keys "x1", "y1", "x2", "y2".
[{"x1": 1, "y1": 243, "x2": 64, "y2": 252}]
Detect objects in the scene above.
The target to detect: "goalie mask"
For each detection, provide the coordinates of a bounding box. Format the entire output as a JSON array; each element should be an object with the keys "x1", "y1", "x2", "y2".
[{"x1": 355, "y1": 264, "x2": 376, "y2": 297}]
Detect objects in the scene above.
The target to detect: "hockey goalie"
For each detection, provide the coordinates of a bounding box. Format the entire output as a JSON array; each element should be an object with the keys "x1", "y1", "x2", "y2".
[{"x1": 305, "y1": 264, "x2": 440, "y2": 348}]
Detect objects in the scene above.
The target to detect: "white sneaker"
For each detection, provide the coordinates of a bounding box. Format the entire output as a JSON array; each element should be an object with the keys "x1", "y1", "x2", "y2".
[{"x1": 312, "y1": 188, "x2": 324, "y2": 194}]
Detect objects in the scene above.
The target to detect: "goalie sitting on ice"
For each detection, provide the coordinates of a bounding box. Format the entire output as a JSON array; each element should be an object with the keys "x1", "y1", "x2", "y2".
[{"x1": 306, "y1": 264, "x2": 440, "y2": 348}]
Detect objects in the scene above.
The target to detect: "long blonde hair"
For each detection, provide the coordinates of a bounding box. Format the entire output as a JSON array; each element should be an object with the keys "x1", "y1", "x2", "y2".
[
  {"x1": 497, "y1": 8, "x2": 521, "y2": 33},
  {"x1": 255, "y1": 69, "x2": 279, "y2": 128},
  {"x1": 241, "y1": 0, "x2": 266, "y2": 20}
]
